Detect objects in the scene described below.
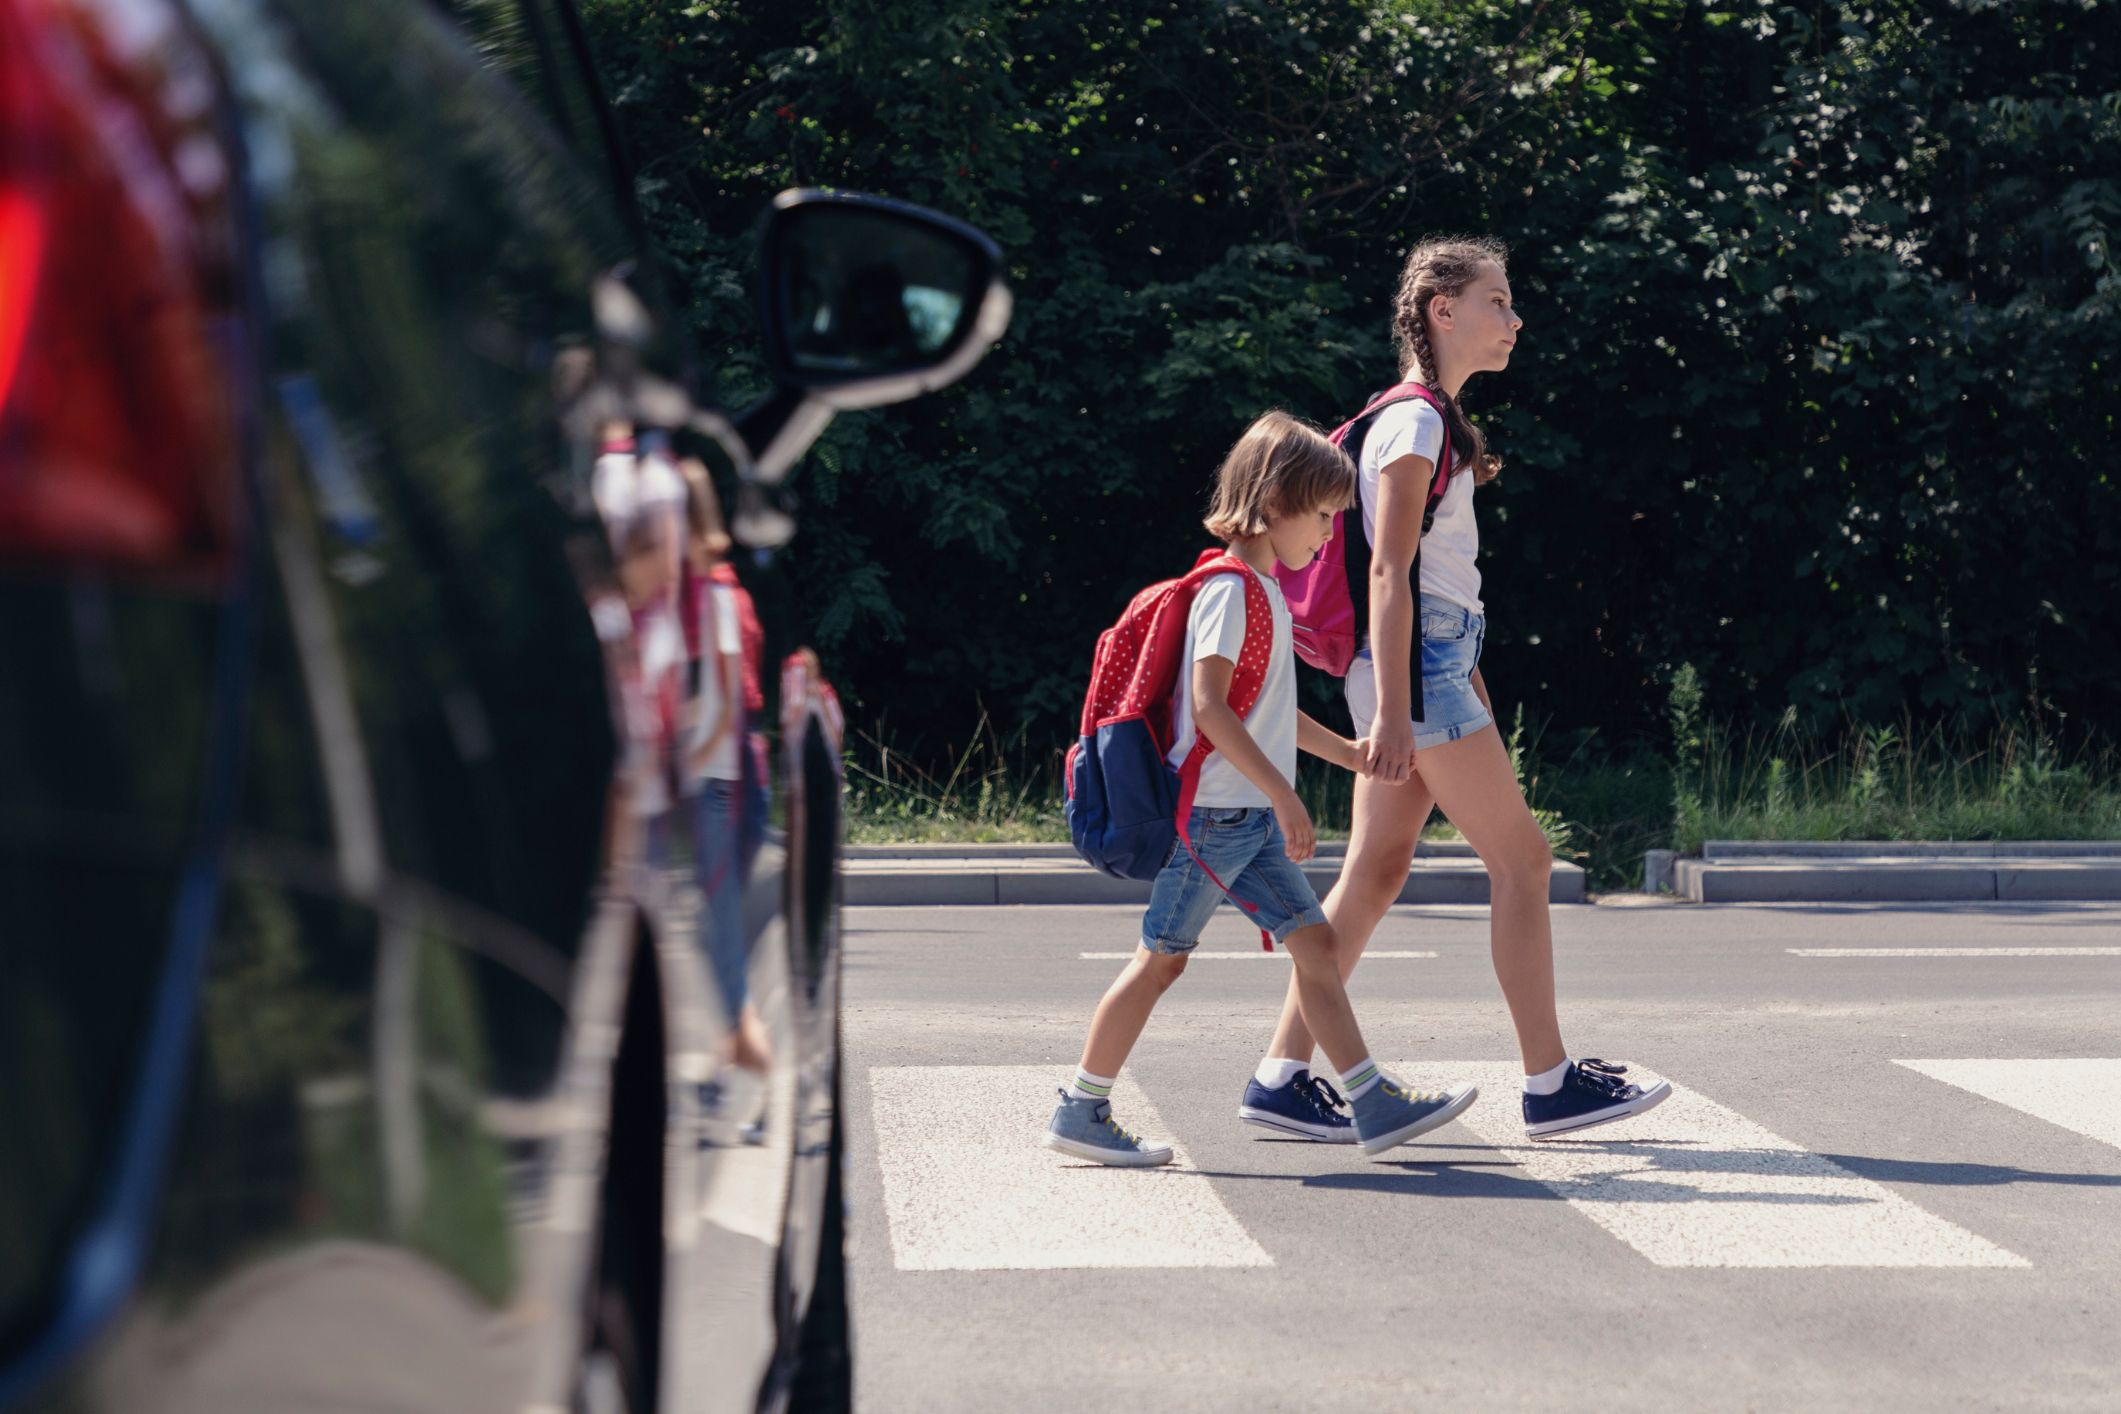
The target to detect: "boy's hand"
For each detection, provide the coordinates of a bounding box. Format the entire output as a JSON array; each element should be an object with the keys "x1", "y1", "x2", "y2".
[
  {"x1": 1272, "y1": 789, "x2": 1317, "y2": 864},
  {"x1": 1346, "y1": 737, "x2": 1376, "y2": 777}
]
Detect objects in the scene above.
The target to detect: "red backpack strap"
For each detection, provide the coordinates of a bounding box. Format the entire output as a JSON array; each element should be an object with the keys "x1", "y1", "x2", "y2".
[{"x1": 1172, "y1": 554, "x2": 1281, "y2": 949}]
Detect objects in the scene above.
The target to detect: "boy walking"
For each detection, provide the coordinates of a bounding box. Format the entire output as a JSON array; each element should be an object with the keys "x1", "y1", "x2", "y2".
[{"x1": 1047, "y1": 411, "x2": 1478, "y2": 1166}]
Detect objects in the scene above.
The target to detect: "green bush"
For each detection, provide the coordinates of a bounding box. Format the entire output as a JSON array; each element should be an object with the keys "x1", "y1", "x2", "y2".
[{"x1": 582, "y1": 0, "x2": 2121, "y2": 772}]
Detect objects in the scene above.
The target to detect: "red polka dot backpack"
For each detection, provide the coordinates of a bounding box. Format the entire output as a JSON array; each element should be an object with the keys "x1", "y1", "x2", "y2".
[{"x1": 1064, "y1": 549, "x2": 1277, "y2": 936}]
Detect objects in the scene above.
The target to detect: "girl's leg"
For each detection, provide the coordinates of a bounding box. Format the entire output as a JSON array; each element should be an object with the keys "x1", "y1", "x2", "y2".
[
  {"x1": 1264, "y1": 771, "x2": 1435, "y2": 1064},
  {"x1": 1410, "y1": 724, "x2": 1566, "y2": 1074},
  {"x1": 1078, "y1": 947, "x2": 1190, "y2": 1079},
  {"x1": 1276, "y1": 922, "x2": 1370, "y2": 1075}
]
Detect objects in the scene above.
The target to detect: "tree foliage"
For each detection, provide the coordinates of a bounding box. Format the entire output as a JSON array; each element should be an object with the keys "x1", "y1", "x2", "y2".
[{"x1": 582, "y1": 0, "x2": 2121, "y2": 762}]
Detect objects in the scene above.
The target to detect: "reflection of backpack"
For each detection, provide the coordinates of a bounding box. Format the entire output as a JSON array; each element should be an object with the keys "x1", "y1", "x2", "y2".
[
  {"x1": 1275, "y1": 382, "x2": 1455, "y2": 677},
  {"x1": 707, "y1": 563, "x2": 766, "y2": 717},
  {"x1": 1064, "y1": 549, "x2": 1277, "y2": 947}
]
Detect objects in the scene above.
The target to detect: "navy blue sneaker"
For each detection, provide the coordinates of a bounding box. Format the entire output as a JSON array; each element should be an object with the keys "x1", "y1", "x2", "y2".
[
  {"x1": 1523, "y1": 1059, "x2": 1672, "y2": 1139},
  {"x1": 1238, "y1": 1071, "x2": 1357, "y2": 1143}
]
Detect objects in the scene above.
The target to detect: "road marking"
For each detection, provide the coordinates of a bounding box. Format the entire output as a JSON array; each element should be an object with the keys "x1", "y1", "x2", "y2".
[
  {"x1": 1077, "y1": 949, "x2": 1438, "y2": 960},
  {"x1": 1895, "y1": 1059, "x2": 2121, "y2": 1153},
  {"x1": 866, "y1": 1065, "x2": 1270, "y2": 1272},
  {"x1": 1395, "y1": 1062, "x2": 2028, "y2": 1269},
  {"x1": 1789, "y1": 947, "x2": 2121, "y2": 957}
]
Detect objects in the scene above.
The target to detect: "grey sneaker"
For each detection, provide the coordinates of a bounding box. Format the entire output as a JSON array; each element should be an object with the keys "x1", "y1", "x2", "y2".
[
  {"x1": 1043, "y1": 1089, "x2": 1174, "y2": 1167},
  {"x1": 1350, "y1": 1078, "x2": 1479, "y2": 1157}
]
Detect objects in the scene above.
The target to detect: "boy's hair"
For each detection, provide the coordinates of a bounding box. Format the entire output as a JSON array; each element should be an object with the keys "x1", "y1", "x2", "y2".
[
  {"x1": 1391, "y1": 235, "x2": 1507, "y2": 485},
  {"x1": 1202, "y1": 410, "x2": 1356, "y2": 542}
]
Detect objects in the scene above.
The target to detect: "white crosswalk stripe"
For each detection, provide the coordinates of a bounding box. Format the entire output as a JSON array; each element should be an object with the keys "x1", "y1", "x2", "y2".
[
  {"x1": 1895, "y1": 1059, "x2": 2121, "y2": 1153},
  {"x1": 862, "y1": 1058, "x2": 2050, "y2": 1273},
  {"x1": 1387, "y1": 1062, "x2": 2027, "y2": 1268},
  {"x1": 867, "y1": 1065, "x2": 1271, "y2": 1271}
]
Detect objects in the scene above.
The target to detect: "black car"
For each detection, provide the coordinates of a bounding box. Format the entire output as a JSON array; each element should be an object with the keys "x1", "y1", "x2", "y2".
[{"x1": 0, "y1": 0, "x2": 1007, "y2": 1410}]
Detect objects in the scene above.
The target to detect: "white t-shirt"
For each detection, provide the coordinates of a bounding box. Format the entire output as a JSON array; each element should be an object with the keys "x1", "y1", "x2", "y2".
[
  {"x1": 630, "y1": 602, "x2": 685, "y2": 817},
  {"x1": 1165, "y1": 568, "x2": 1296, "y2": 809},
  {"x1": 1358, "y1": 399, "x2": 1482, "y2": 615},
  {"x1": 688, "y1": 580, "x2": 746, "y2": 783}
]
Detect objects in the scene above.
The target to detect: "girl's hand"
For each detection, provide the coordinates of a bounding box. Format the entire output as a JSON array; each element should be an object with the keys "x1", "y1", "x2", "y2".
[
  {"x1": 1346, "y1": 738, "x2": 1377, "y2": 777},
  {"x1": 1271, "y1": 789, "x2": 1317, "y2": 864},
  {"x1": 1365, "y1": 716, "x2": 1416, "y2": 784}
]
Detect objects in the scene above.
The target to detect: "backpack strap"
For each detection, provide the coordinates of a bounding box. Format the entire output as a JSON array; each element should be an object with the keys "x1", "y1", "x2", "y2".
[
  {"x1": 1337, "y1": 383, "x2": 1456, "y2": 725},
  {"x1": 1343, "y1": 381, "x2": 1454, "y2": 529},
  {"x1": 1171, "y1": 553, "x2": 1281, "y2": 950}
]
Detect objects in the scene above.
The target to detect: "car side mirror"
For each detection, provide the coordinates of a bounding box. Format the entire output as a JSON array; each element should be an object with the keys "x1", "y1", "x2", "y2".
[{"x1": 738, "y1": 190, "x2": 1010, "y2": 484}]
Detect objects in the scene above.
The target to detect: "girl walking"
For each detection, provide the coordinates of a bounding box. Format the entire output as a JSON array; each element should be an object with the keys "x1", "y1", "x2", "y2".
[{"x1": 1238, "y1": 239, "x2": 1672, "y2": 1143}]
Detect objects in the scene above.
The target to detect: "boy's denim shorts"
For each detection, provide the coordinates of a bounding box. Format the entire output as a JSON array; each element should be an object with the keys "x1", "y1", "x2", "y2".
[
  {"x1": 1140, "y1": 806, "x2": 1327, "y2": 955},
  {"x1": 1346, "y1": 593, "x2": 1493, "y2": 752}
]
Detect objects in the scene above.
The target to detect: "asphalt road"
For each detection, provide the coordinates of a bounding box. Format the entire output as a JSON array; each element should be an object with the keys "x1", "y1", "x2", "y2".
[{"x1": 838, "y1": 899, "x2": 2121, "y2": 1412}]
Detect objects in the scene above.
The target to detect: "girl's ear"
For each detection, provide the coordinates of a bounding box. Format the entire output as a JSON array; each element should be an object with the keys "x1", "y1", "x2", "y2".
[{"x1": 1429, "y1": 291, "x2": 1453, "y2": 330}]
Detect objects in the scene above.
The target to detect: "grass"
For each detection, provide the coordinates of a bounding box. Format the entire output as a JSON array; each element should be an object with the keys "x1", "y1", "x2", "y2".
[
  {"x1": 845, "y1": 703, "x2": 2121, "y2": 893},
  {"x1": 1673, "y1": 714, "x2": 2121, "y2": 856}
]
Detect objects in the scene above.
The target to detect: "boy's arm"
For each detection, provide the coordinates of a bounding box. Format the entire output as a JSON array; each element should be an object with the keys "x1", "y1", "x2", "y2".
[
  {"x1": 1297, "y1": 711, "x2": 1365, "y2": 773},
  {"x1": 1189, "y1": 656, "x2": 1318, "y2": 862},
  {"x1": 1189, "y1": 656, "x2": 1289, "y2": 800}
]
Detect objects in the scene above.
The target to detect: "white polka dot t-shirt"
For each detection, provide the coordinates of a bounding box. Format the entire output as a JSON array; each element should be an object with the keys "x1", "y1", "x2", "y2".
[{"x1": 1165, "y1": 567, "x2": 1296, "y2": 809}]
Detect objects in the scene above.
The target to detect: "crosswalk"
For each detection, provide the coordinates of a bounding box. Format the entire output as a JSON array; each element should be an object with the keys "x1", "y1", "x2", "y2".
[{"x1": 863, "y1": 1057, "x2": 2120, "y2": 1274}]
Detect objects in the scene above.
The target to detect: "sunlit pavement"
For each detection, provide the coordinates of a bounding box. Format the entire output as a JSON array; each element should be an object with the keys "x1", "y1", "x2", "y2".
[{"x1": 841, "y1": 900, "x2": 2121, "y2": 1412}]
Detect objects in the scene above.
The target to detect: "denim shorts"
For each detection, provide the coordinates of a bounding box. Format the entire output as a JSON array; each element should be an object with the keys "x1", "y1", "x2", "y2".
[
  {"x1": 1140, "y1": 807, "x2": 1327, "y2": 954},
  {"x1": 1346, "y1": 593, "x2": 1493, "y2": 752}
]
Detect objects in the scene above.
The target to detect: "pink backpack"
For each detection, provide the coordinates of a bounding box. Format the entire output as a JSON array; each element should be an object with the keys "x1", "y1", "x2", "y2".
[{"x1": 1275, "y1": 382, "x2": 1455, "y2": 676}]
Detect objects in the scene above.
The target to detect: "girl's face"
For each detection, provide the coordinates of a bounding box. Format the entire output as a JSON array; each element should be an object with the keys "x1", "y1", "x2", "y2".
[
  {"x1": 1266, "y1": 504, "x2": 1336, "y2": 571},
  {"x1": 1436, "y1": 260, "x2": 1523, "y2": 376}
]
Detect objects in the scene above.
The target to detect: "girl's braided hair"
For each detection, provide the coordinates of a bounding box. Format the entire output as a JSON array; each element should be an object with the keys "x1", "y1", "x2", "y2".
[{"x1": 1390, "y1": 236, "x2": 1507, "y2": 486}]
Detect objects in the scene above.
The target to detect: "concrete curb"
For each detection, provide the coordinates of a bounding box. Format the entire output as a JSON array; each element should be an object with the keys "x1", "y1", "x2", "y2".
[
  {"x1": 1674, "y1": 842, "x2": 2121, "y2": 903},
  {"x1": 1701, "y1": 839, "x2": 2121, "y2": 860},
  {"x1": 844, "y1": 851, "x2": 1582, "y2": 907}
]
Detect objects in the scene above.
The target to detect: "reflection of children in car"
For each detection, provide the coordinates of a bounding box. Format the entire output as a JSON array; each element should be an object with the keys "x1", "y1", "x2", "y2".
[
  {"x1": 678, "y1": 459, "x2": 773, "y2": 1132},
  {"x1": 613, "y1": 511, "x2": 684, "y2": 825}
]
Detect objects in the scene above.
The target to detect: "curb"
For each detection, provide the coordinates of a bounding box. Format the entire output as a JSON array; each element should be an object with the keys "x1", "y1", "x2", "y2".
[
  {"x1": 1674, "y1": 842, "x2": 2121, "y2": 903},
  {"x1": 843, "y1": 851, "x2": 1583, "y2": 907}
]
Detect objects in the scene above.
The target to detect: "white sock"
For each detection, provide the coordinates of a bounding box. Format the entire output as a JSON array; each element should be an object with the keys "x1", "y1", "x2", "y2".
[
  {"x1": 1524, "y1": 1059, "x2": 1571, "y2": 1096},
  {"x1": 1068, "y1": 1067, "x2": 1116, "y2": 1104},
  {"x1": 1340, "y1": 1057, "x2": 1384, "y2": 1100},
  {"x1": 1254, "y1": 1057, "x2": 1309, "y2": 1088}
]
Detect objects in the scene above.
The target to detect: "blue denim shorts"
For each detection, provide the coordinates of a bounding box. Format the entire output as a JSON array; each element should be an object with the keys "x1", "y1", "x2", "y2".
[
  {"x1": 1346, "y1": 593, "x2": 1493, "y2": 752},
  {"x1": 1140, "y1": 807, "x2": 1328, "y2": 954}
]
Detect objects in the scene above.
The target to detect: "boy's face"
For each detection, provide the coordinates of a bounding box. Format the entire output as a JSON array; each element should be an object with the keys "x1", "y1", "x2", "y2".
[{"x1": 1266, "y1": 506, "x2": 1336, "y2": 571}]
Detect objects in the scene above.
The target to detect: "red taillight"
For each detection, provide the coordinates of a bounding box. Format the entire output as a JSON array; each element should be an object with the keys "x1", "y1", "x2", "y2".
[{"x1": 0, "y1": 0, "x2": 242, "y2": 584}]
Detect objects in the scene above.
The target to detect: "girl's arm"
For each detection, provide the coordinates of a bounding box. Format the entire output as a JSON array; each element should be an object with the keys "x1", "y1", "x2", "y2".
[
  {"x1": 687, "y1": 649, "x2": 742, "y2": 777},
  {"x1": 1189, "y1": 656, "x2": 1317, "y2": 862},
  {"x1": 1297, "y1": 711, "x2": 1366, "y2": 773},
  {"x1": 1367, "y1": 452, "x2": 1431, "y2": 782}
]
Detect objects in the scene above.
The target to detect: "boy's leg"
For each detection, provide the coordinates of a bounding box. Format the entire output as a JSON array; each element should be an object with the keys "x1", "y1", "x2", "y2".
[
  {"x1": 1276, "y1": 923, "x2": 1368, "y2": 1078},
  {"x1": 1263, "y1": 770, "x2": 1434, "y2": 1066},
  {"x1": 1048, "y1": 829, "x2": 1223, "y2": 1168},
  {"x1": 1078, "y1": 947, "x2": 1190, "y2": 1080},
  {"x1": 1241, "y1": 831, "x2": 1477, "y2": 1158},
  {"x1": 1275, "y1": 928, "x2": 1475, "y2": 1158}
]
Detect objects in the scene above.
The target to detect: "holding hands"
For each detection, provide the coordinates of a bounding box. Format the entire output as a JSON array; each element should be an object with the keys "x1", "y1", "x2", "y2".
[{"x1": 1362, "y1": 716, "x2": 1418, "y2": 784}]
